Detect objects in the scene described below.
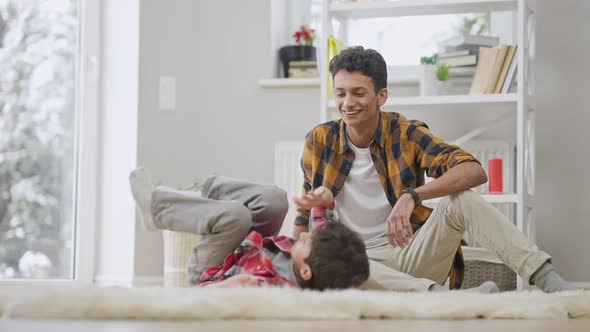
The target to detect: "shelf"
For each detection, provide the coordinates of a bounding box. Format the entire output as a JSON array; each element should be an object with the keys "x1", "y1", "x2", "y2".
[
  {"x1": 257, "y1": 78, "x2": 320, "y2": 88},
  {"x1": 424, "y1": 193, "x2": 518, "y2": 204},
  {"x1": 258, "y1": 77, "x2": 422, "y2": 88},
  {"x1": 328, "y1": 93, "x2": 517, "y2": 112},
  {"x1": 329, "y1": 0, "x2": 517, "y2": 19}
]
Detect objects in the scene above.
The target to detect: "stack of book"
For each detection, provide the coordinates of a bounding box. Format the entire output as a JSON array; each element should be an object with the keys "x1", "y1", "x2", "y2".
[
  {"x1": 469, "y1": 44, "x2": 518, "y2": 94},
  {"x1": 288, "y1": 61, "x2": 318, "y2": 78},
  {"x1": 438, "y1": 34, "x2": 500, "y2": 70}
]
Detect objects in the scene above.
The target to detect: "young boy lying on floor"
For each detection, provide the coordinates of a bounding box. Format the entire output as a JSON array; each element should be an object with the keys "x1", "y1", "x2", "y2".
[{"x1": 129, "y1": 167, "x2": 370, "y2": 290}]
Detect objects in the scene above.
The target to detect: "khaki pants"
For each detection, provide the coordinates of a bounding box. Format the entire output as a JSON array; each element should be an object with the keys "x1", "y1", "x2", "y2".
[
  {"x1": 151, "y1": 176, "x2": 288, "y2": 285},
  {"x1": 361, "y1": 190, "x2": 550, "y2": 291}
]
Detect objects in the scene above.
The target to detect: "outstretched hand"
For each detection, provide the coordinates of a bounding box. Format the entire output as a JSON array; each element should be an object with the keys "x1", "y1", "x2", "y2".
[{"x1": 293, "y1": 186, "x2": 333, "y2": 209}]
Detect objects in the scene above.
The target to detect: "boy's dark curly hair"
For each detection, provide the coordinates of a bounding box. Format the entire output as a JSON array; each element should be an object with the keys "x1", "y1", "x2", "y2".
[
  {"x1": 329, "y1": 46, "x2": 388, "y2": 92},
  {"x1": 296, "y1": 222, "x2": 370, "y2": 290}
]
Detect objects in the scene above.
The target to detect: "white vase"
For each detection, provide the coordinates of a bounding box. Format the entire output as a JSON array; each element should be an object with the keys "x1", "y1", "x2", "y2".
[
  {"x1": 419, "y1": 64, "x2": 437, "y2": 96},
  {"x1": 435, "y1": 80, "x2": 452, "y2": 96}
]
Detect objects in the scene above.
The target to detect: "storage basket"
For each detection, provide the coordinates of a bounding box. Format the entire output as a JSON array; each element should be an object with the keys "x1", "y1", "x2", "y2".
[
  {"x1": 162, "y1": 230, "x2": 199, "y2": 288},
  {"x1": 461, "y1": 246, "x2": 516, "y2": 291}
]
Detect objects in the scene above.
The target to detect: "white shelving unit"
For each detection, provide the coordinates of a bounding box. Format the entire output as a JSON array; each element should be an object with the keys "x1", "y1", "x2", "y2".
[
  {"x1": 318, "y1": 0, "x2": 537, "y2": 289},
  {"x1": 258, "y1": 76, "x2": 420, "y2": 88},
  {"x1": 329, "y1": 0, "x2": 517, "y2": 18},
  {"x1": 327, "y1": 93, "x2": 518, "y2": 114}
]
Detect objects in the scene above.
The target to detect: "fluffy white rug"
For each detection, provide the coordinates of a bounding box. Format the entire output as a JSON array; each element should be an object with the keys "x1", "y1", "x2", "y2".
[{"x1": 1, "y1": 286, "x2": 589, "y2": 320}]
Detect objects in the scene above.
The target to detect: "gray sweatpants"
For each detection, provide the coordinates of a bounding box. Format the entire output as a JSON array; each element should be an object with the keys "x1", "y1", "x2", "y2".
[{"x1": 151, "y1": 176, "x2": 289, "y2": 285}]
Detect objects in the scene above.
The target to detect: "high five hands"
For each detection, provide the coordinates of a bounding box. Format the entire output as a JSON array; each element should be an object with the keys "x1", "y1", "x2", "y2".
[{"x1": 293, "y1": 186, "x2": 333, "y2": 209}]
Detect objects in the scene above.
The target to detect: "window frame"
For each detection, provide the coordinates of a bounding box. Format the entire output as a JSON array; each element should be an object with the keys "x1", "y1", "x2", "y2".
[{"x1": 0, "y1": 0, "x2": 100, "y2": 292}]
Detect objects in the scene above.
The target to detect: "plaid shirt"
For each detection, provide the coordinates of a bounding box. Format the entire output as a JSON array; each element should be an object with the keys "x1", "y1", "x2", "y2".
[
  {"x1": 199, "y1": 207, "x2": 336, "y2": 288},
  {"x1": 296, "y1": 111, "x2": 479, "y2": 289},
  {"x1": 198, "y1": 231, "x2": 298, "y2": 288}
]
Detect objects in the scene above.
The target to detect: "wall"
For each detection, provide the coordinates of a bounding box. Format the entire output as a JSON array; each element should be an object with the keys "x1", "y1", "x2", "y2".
[
  {"x1": 136, "y1": 0, "x2": 318, "y2": 278},
  {"x1": 535, "y1": 0, "x2": 590, "y2": 281}
]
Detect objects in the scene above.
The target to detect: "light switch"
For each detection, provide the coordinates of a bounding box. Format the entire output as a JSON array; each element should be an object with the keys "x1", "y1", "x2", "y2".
[{"x1": 159, "y1": 76, "x2": 176, "y2": 112}]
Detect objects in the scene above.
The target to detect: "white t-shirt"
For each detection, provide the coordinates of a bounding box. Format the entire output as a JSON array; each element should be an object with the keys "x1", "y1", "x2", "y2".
[{"x1": 334, "y1": 137, "x2": 391, "y2": 249}]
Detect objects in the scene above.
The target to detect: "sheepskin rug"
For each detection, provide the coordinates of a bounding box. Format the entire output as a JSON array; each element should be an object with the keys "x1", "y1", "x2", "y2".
[{"x1": 1, "y1": 286, "x2": 589, "y2": 320}]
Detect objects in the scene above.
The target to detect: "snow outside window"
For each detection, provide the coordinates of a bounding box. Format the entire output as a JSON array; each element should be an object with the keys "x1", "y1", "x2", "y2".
[{"x1": 0, "y1": 0, "x2": 79, "y2": 280}]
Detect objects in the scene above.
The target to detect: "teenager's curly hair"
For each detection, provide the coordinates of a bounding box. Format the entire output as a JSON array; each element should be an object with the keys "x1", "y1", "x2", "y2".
[{"x1": 329, "y1": 46, "x2": 388, "y2": 92}]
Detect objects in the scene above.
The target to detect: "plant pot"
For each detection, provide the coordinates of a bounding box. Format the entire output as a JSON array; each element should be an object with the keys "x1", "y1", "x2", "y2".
[
  {"x1": 419, "y1": 64, "x2": 437, "y2": 96},
  {"x1": 435, "y1": 80, "x2": 453, "y2": 95},
  {"x1": 278, "y1": 45, "x2": 317, "y2": 78}
]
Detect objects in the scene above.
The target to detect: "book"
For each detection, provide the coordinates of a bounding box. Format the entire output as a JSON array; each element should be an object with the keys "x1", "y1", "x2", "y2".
[
  {"x1": 448, "y1": 66, "x2": 476, "y2": 77},
  {"x1": 289, "y1": 60, "x2": 317, "y2": 68},
  {"x1": 441, "y1": 44, "x2": 485, "y2": 53},
  {"x1": 484, "y1": 44, "x2": 509, "y2": 94},
  {"x1": 493, "y1": 45, "x2": 517, "y2": 93},
  {"x1": 469, "y1": 47, "x2": 500, "y2": 95},
  {"x1": 439, "y1": 54, "x2": 477, "y2": 67},
  {"x1": 439, "y1": 34, "x2": 500, "y2": 50},
  {"x1": 439, "y1": 49, "x2": 477, "y2": 58},
  {"x1": 288, "y1": 61, "x2": 318, "y2": 78},
  {"x1": 289, "y1": 68, "x2": 319, "y2": 78},
  {"x1": 501, "y1": 54, "x2": 518, "y2": 93}
]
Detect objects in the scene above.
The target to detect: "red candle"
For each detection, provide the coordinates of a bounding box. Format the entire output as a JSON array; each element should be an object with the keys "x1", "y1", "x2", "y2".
[{"x1": 488, "y1": 158, "x2": 503, "y2": 193}]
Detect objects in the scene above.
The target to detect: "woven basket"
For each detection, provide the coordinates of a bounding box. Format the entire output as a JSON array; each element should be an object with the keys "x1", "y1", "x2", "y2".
[
  {"x1": 462, "y1": 260, "x2": 516, "y2": 291},
  {"x1": 162, "y1": 230, "x2": 199, "y2": 288},
  {"x1": 458, "y1": 246, "x2": 517, "y2": 291}
]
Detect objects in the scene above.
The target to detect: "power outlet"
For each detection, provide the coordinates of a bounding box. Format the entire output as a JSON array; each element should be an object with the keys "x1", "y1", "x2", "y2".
[{"x1": 159, "y1": 76, "x2": 176, "y2": 112}]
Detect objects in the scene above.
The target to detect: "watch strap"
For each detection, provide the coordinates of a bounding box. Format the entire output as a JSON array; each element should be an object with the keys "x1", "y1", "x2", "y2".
[{"x1": 402, "y1": 187, "x2": 421, "y2": 205}]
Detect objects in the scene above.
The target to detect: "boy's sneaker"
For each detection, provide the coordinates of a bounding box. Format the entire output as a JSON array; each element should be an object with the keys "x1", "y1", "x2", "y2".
[{"x1": 129, "y1": 167, "x2": 157, "y2": 231}]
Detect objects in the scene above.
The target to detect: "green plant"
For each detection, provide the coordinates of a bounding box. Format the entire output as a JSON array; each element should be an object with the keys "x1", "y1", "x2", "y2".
[
  {"x1": 419, "y1": 53, "x2": 448, "y2": 81},
  {"x1": 455, "y1": 13, "x2": 491, "y2": 35},
  {"x1": 420, "y1": 53, "x2": 439, "y2": 65},
  {"x1": 436, "y1": 64, "x2": 449, "y2": 81}
]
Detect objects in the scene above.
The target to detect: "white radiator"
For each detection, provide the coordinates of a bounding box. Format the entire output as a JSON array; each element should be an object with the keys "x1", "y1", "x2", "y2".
[
  {"x1": 274, "y1": 141, "x2": 304, "y2": 236},
  {"x1": 455, "y1": 140, "x2": 516, "y2": 246},
  {"x1": 274, "y1": 140, "x2": 515, "y2": 238}
]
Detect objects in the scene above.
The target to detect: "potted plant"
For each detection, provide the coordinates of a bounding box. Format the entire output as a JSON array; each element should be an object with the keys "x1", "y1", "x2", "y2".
[
  {"x1": 279, "y1": 25, "x2": 317, "y2": 78},
  {"x1": 419, "y1": 53, "x2": 452, "y2": 96}
]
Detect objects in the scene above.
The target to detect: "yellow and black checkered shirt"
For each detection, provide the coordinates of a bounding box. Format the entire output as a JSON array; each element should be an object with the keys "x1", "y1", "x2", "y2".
[{"x1": 296, "y1": 111, "x2": 480, "y2": 289}]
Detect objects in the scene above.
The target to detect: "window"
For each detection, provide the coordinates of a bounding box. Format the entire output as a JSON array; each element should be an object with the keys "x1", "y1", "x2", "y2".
[
  {"x1": 270, "y1": 0, "x2": 323, "y2": 78},
  {"x1": 283, "y1": 0, "x2": 323, "y2": 45},
  {"x1": 0, "y1": 0, "x2": 94, "y2": 281},
  {"x1": 272, "y1": 1, "x2": 514, "y2": 72},
  {"x1": 345, "y1": 13, "x2": 491, "y2": 66}
]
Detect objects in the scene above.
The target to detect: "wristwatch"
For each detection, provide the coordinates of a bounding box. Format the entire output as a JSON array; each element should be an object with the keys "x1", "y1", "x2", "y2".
[
  {"x1": 310, "y1": 206, "x2": 340, "y2": 231},
  {"x1": 311, "y1": 206, "x2": 339, "y2": 222},
  {"x1": 402, "y1": 187, "x2": 421, "y2": 205}
]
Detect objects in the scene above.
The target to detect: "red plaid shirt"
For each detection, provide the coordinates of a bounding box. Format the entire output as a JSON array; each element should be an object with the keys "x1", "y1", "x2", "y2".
[
  {"x1": 198, "y1": 207, "x2": 336, "y2": 288},
  {"x1": 198, "y1": 231, "x2": 298, "y2": 287}
]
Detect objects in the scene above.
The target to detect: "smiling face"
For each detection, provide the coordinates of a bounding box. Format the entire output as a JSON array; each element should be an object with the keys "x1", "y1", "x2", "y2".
[
  {"x1": 333, "y1": 70, "x2": 388, "y2": 133},
  {"x1": 291, "y1": 231, "x2": 313, "y2": 284}
]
